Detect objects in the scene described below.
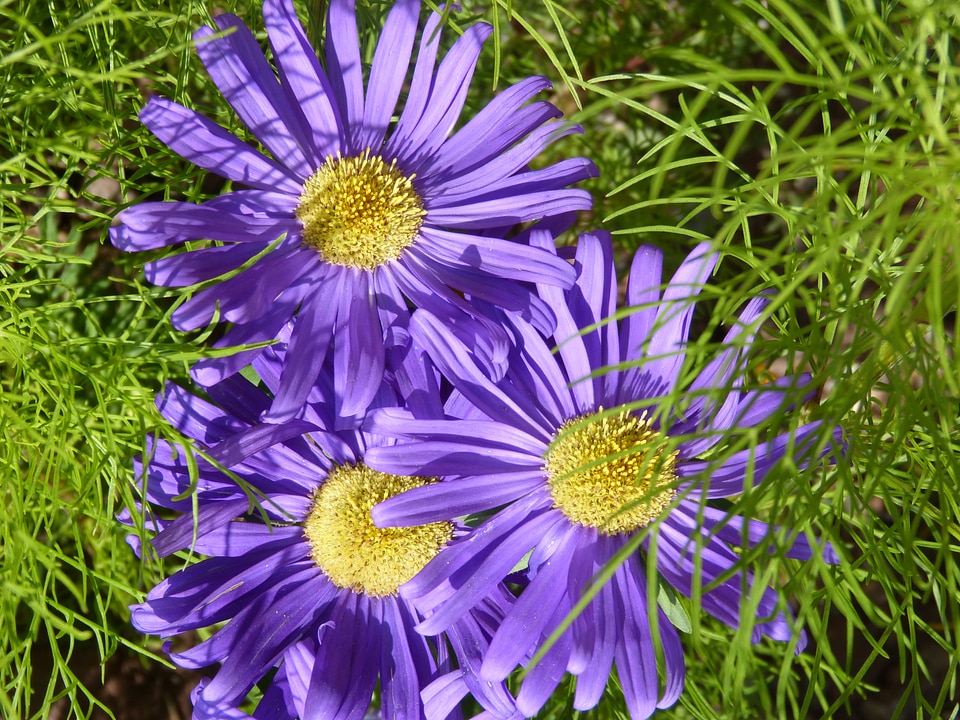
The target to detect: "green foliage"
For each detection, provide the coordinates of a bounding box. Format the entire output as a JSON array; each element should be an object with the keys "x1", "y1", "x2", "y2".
[{"x1": 2, "y1": 0, "x2": 958, "y2": 718}]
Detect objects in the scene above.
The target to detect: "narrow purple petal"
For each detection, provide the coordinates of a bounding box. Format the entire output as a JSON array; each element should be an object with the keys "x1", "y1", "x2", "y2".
[
  {"x1": 371, "y1": 471, "x2": 544, "y2": 526},
  {"x1": 678, "y1": 421, "x2": 835, "y2": 498},
  {"x1": 263, "y1": 272, "x2": 341, "y2": 422},
  {"x1": 303, "y1": 593, "x2": 360, "y2": 719},
  {"x1": 145, "y1": 243, "x2": 263, "y2": 287},
  {"x1": 572, "y1": 552, "x2": 617, "y2": 710},
  {"x1": 642, "y1": 242, "x2": 718, "y2": 391},
  {"x1": 403, "y1": 247, "x2": 558, "y2": 334},
  {"x1": 333, "y1": 596, "x2": 383, "y2": 720},
  {"x1": 196, "y1": 569, "x2": 332, "y2": 704},
  {"x1": 334, "y1": 270, "x2": 385, "y2": 421},
  {"x1": 325, "y1": 0, "x2": 364, "y2": 152},
  {"x1": 656, "y1": 610, "x2": 685, "y2": 709},
  {"x1": 207, "y1": 420, "x2": 319, "y2": 467},
  {"x1": 113, "y1": 199, "x2": 297, "y2": 251},
  {"x1": 613, "y1": 565, "x2": 658, "y2": 720},
  {"x1": 482, "y1": 528, "x2": 577, "y2": 680},
  {"x1": 360, "y1": 0, "x2": 419, "y2": 149},
  {"x1": 195, "y1": 17, "x2": 313, "y2": 177},
  {"x1": 425, "y1": 77, "x2": 556, "y2": 177},
  {"x1": 426, "y1": 189, "x2": 593, "y2": 230},
  {"x1": 189, "y1": 288, "x2": 305, "y2": 387},
  {"x1": 379, "y1": 599, "x2": 428, "y2": 720},
  {"x1": 385, "y1": 11, "x2": 442, "y2": 157},
  {"x1": 171, "y1": 247, "x2": 315, "y2": 331},
  {"x1": 409, "y1": 309, "x2": 550, "y2": 439},
  {"x1": 264, "y1": 0, "x2": 344, "y2": 160},
  {"x1": 420, "y1": 228, "x2": 577, "y2": 286},
  {"x1": 513, "y1": 618, "x2": 572, "y2": 717},
  {"x1": 399, "y1": 23, "x2": 492, "y2": 161},
  {"x1": 152, "y1": 499, "x2": 251, "y2": 557},
  {"x1": 140, "y1": 97, "x2": 302, "y2": 194}
]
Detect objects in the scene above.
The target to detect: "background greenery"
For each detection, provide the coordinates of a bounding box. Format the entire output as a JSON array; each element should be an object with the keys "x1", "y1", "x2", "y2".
[{"x1": 2, "y1": 0, "x2": 958, "y2": 717}]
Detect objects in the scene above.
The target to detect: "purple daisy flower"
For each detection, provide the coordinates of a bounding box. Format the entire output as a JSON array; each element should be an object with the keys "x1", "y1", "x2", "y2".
[
  {"x1": 366, "y1": 232, "x2": 842, "y2": 719},
  {"x1": 110, "y1": 0, "x2": 596, "y2": 424},
  {"x1": 124, "y1": 340, "x2": 519, "y2": 720}
]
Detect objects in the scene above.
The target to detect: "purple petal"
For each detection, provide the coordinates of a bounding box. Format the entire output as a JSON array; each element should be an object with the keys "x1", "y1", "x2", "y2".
[
  {"x1": 145, "y1": 243, "x2": 263, "y2": 287},
  {"x1": 152, "y1": 499, "x2": 251, "y2": 557},
  {"x1": 572, "y1": 549, "x2": 617, "y2": 710},
  {"x1": 425, "y1": 78, "x2": 556, "y2": 178},
  {"x1": 426, "y1": 121, "x2": 583, "y2": 200},
  {"x1": 379, "y1": 599, "x2": 430, "y2": 720},
  {"x1": 262, "y1": 272, "x2": 342, "y2": 422},
  {"x1": 405, "y1": 497, "x2": 559, "y2": 632},
  {"x1": 426, "y1": 189, "x2": 593, "y2": 230},
  {"x1": 140, "y1": 97, "x2": 301, "y2": 194},
  {"x1": 325, "y1": 0, "x2": 364, "y2": 152},
  {"x1": 656, "y1": 609, "x2": 685, "y2": 709},
  {"x1": 264, "y1": 0, "x2": 343, "y2": 160},
  {"x1": 403, "y1": 247, "x2": 558, "y2": 334},
  {"x1": 190, "y1": 289, "x2": 304, "y2": 387},
  {"x1": 398, "y1": 23, "x2": 492, "y2": 162},
  {"x1": 613, "y1": 564, "x2": 658, "y2": 720},
  {"x1": 113, "y1": 198, "x2": 297, "y2": 251},
  {"x1": 171, "y1": 247, "x2": 316, "y2": 331},
  {"x1": 513, "y1": 618, "x2": 572, "y2": 717},
  {"x1": 334, "y1": 270, "x2": 385, "y2": 421},
  {"x1": 208, "y1": 420, "x2": 319, "y2": 467},
  {"x1": 371, "y1": 470, "x2": 544, "y2": 526},
  {"x1": 482, "y1": 528, "x2": 577, "y2": 681},
  {"x1": 193, "y1": 569, "x2": 333, "y2": 705},
  {"x1": 678, "y1": 421, "x2": 837, "y2": 498},
  {"x1": 409, "y1": 309, "x2": 551, "y2": 439},
  {"x1": 133, "y1": 542, "x2": 309, "y2": 635},
  {"x1": 384, "y1": 11, "x2": 442, "y2": 157},
  {"x1": 195, "y1": 17, "x2": 313, "y2": 177},
  {"x1": 360, "y1": 0, "x2": 419, "y2": 149},
  {"x1": 420, "y1": 227, "x2": 577, "y2": 286},
  {"x1": 642, "y1": 242, "x2": 718, "y2": 391}
]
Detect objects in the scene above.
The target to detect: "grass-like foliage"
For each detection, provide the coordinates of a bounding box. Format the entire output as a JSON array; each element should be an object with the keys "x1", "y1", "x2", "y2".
[{"x1": 2, "y1": 0, "x2": 958, "y2": 718}]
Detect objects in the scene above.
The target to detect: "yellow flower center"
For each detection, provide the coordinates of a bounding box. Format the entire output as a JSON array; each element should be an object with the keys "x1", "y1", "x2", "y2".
[
  {"x1": 304, "y1": 463, "x2": 452, "y2": 597},
  {"x1": 295, "y1": 150, "x2": 426, "y2": 270},
  {"x1": 544, "y1": 410, "x2": 678, "y2": 535}
]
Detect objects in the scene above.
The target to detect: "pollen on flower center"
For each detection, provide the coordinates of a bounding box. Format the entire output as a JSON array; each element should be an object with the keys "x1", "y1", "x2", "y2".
[
  {"x1": 544, "y1": 409, "x2": 678, "y2": 535},
  {"x1": 304, "y1": 463, "x2": 452, "y2": 597},
  {"x1": 295, "y1": 150, "x2": 426, "y2": 270}
]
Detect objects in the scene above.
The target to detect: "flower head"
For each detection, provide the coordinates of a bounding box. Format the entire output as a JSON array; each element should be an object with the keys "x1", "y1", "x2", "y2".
[
  {"x1": 367, "y1": 232, "x2": 842, "y2": 719},
  {"x1": 124, "y1": 340, "x2": 518, "y2": 719},
  {"x1": 111, "y1": 0, "x2": 596, "y2": 424}
]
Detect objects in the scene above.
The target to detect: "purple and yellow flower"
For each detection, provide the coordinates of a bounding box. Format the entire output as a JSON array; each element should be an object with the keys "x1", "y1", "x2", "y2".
[
  {"x1": 124, "y1": 341, "x2": 518, "y2": 719},
  {"x1": 366, "y1": 232, "x2": 842, "y2": 719},
  {"x1": 110, "y1": 0, "x2": 596, "y2": 423}
]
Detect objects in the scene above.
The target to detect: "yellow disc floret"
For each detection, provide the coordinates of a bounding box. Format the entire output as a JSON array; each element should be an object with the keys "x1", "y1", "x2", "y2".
[
  {"x1": 544, "y1": 409, "x2": 678, "y2": 535},
  {"x1": 304, "y1": 463, "x2": 452, "y2": 597},
  {"x1": 296, "y1": 150, "x2": 425, "y2": 270}
]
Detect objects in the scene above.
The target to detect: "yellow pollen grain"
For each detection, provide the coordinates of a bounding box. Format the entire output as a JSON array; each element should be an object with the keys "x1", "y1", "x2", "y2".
[
  {"x1": 544, "y1": 409, "x2": 678, "y2": 535},
  {"x1": 303, "y1": 463, "x2": 452, "y2": 597},
  {"x1": 295, "y1": 149, "x2": 426, "y2": 270}
]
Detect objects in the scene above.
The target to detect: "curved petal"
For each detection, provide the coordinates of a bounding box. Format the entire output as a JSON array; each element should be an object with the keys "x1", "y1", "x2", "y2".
[
  {"x1": 140, "y1": 97, "x2": 302, "y2": 195},
  {"x1": 385, "y1": 10, "x2": 443, "y2": 157},
  {"x1": 334, "y1": 269, "x2": 385, "y2": 422},
  {"x1": 642, "y1": 242, "x2": 718, "y2": 392},
  {"x1": 264, "y1": 0, "x2": 344, "y2": 160},
  {"x1": 360, "y1": 0, "x2": 419, "y2": 149},
  {"x1": 195, "y1": 17, "x2": 313, "y2": 176},
  {"x1": 397, "y1": 23, "x2": 492, "y2": 162},
  {"x1": 145, "y1": 243, "x2": 263, "y2": 287},
  {"x1": 264, "y1": 275, "x2": 342, "y2": 422},
  {"x1": 325, "y1": 0, "x2": 364, "y2": 152}
]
